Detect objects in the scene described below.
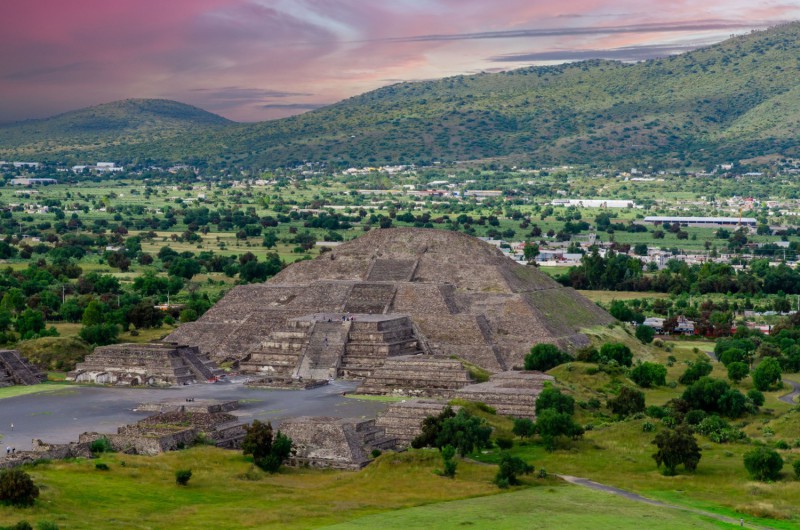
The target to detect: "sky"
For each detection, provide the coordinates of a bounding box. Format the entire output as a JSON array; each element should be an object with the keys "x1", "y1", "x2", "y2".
[{"x1": 1, "y1": 0, "x2": 799, "y2": 124}]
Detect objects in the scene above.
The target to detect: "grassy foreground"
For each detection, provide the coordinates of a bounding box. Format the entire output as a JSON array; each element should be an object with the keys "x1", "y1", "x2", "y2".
[{"x1": 0, "y1": 446, "x2": 746, "y2": 530}]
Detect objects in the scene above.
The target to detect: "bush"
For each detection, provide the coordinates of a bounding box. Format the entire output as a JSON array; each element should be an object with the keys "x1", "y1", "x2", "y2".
[
  {"x1": 752, "y1": 358, "x2": 782, "y2": 391},
  {"x1": 79, "y1": 323, "x2": 119, "y2": 346},
  {"x1": 651, "y1": 426, "x2": 702, "y2": 476},
  {"x1": 371, "y1": 449, "x2": 382, "y2": 458},
  {"x1": 635, "y1": 325, "x2": 655, "y2": 344},
  {"x1": 599, "y1": 343, "x2": 633, "y2": 367},
  {"x1": 679, "y1": 360, "x2": 713, "y2": 385},
  {"x1": 175, "y1": 469, "x2": 192, "y2": 486},
  {"x1": 496, "y1": 437, "x2": 514, "y2": 450},
  {"x1": 494, "y1": 453, "x2": 533, "y2": 488},
  {"x1": 242, "y1": 420, "x2": 293, "y2": 473},
  {"x1": 743, "y1": 446, "x2": 784, "y2": 481},
  {"x1": 36, "y1": 522, "x2": 59, "y2": 530},
  {"x1": 684, "y1": 410, "x2": 707, "y2": 425},
  {"x1": 94, "y1": 463, "x2": 110, "y2": 471},
  {"x1": 642, "y1": 421, "x2": 655, "y2": 432},
  {"x1": 793, "y1": 459, "x2": 800, "y2": 480},
  {"x1": 646, "y1": 405, "x2": 668, "y2": 419},
  {"x1": 0, "y1": 469, "x2": 39, "y2": 507},
  {"x1": 608, "y1": 387, "x2": 645, "y2": 417},
  {"x1": 681, "y1": 377, "x2": 747, "y2": 418},
  {"x1": 512, "y1": 418, "x2": 536, "y2": 438},
  {"x1": 535, "y1": 387, "x2": 575, "y2": 415},
  {"x1": 90, "y1": 437, "x2": 113, "y2": 454},
  {"x1": 727, "y1": 362, "x2": 749, "y2": 384},
  {"x1": 524, "y1": 343, "x2": 572, "y2": 371},
  {"x1": 747, "y1": 389, "x2": 765, "y2": 407},
  {"x1": 440, "y1": 445, "x2": 457, "y2": 479},
  {"x1": 630, "y1": 362, "x2": 667, "y2": 388}
]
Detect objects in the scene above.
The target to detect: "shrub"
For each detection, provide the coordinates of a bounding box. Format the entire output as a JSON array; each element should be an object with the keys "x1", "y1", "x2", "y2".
[
  {"x1": 752, "y1": 358, "x2": 782, "y2": 391},
  {"x1": 727, "y1": 362, "x2": 749, "y2": 384},
  {"x1": 635, "y1": 325, "x2": 655, "y2": 344},
  {"x1": 608, "y1": 387, "x2": 645, "y2": 417},
  {"x1": 512, "y1": 418, "x2": 536, "y2": 438},
  {"x1": 175, "y1": 469, "x2": 192, "y2": 486},
  {"x1": 684, "y1": 410, "x2": 707, "y2": 426},
  {"x1": 793, "y1": 459, "x2": 800, "y2": 480},
  {"x1": 371, "y1": 449, "x2": 382, "y2": 458},
  {"x1": 94, "y1": 463, "x2": 110, "y2": 471},
  {"x1": 242, "y1": 420, "x2": 293, "y2": 473},
  {"x1": 646, "y1": 405, "x2": 668, "y2": 419},
  {"x1": 536, "y1": 409, "x2": 584, "y2": 450},
  {"x1": 652, "y1": 426, "x2": 702, "y2": 476},
  {"x1": 535, "y1": 387, "x2": 575, "y2": 415},
  {"x1": 440, "y1": 445, "x2": 457, "y2": 479},
  {"x1": 36, "y1": 522, "x2": 59, "y2": 530},
  {"x1": 524, "y1": 344, "x2": 572, "y2": 371},
  {"x1": 681, "y1": 377, "x2": 747, "y2": 418},
  {"x1": 494, "y1": 453, "x2": 533, "y2": 488},
  {"x1": 679, "y1": 360, "x2": 713, "y2": 385},
  {"x1": 0, "y1": 469, "x2": 40, "y2": 507},
  {"x1": 599, "y1": 343, "x2": 633, "y2": 367},
  {"x1": 743, "y1": 446, "x2": 783, "y2": 481},
  {"x1": 496, "y1": 437, "x2": 514, "y2": 450},
  {"x1": 642, "y1": 421, "x2": 655, "y2": 432},
  {"x1": 630, "y1": 362, "x2": 667, "y2": 388},
  {"x1": 90, "y1": 437, "x2": 113, "y2": 454},
  {"x1": 747, "y1": 389, "x2": 765, "y2": 407}
]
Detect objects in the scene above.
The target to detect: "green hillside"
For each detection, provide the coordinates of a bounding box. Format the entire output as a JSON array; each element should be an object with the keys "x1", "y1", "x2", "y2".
[
  {"x1": 0, "y1": 99, "x2": 231, "y2": 162},
  {"x1": 3, "y1": 22, "x2": 800, "y2": 167}
]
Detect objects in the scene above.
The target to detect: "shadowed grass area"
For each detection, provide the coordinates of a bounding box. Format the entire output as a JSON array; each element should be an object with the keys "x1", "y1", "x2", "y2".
[{"x1": 325, "y1": 481, "x2": 740, "y2": 530}]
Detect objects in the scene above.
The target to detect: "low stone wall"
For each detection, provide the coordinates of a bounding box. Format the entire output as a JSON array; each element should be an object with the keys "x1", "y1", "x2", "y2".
[{"x1": 0, "y1": 439, "x2": 93, "y2": 469}]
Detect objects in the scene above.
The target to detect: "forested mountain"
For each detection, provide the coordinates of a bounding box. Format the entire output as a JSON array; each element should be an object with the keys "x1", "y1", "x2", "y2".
[{"x1": 3, "y1": 22, "x2": 800, "y2": 168}]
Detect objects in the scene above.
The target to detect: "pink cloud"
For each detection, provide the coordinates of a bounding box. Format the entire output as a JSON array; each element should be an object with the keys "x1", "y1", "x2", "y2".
[{"x1": 0, "y1": 0, "x2": 798, "y2": 123}]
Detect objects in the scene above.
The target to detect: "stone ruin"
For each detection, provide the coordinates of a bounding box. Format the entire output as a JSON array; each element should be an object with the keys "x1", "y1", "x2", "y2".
[
  {"x1": 67, "y1": 342, "x2": 224, "y2": 386},
  {"x1": 280, "y1": 416, "x2": 396, "y2": 470},
  {"x1": 80, "y1": 400, "x2": 246, "y2": 455},
  {"x1": 167, "y1": 228, "x2": 612, "y2": 387},
  {"x1": 0, "y1": 349, "x2": 46, "y2": 387}
]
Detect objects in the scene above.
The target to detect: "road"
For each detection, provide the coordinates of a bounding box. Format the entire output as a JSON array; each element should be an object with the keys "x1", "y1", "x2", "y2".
[
  {"x1": 0, "y1": 380, "x2": 388, "y2": 451},
  {"x1": 779, "y1": 379, "x2": 800, "y2": 405}
]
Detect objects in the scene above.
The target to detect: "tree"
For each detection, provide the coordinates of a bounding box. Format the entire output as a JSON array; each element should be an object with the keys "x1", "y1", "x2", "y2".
[
  {"x1": 752, "y1": 358, "x2": 782, "y2": 391},
  {"x1": 535, "y1": 386, "x2": 575, "y2": 415},
  {"x1": 679, "y1": 359, "x2": 713, "y2": 385},
  {"x1": 411, "y1": 406, "x2": 456, "y2": 449},
  {"x1": 635, "y1": 324, "x2": 655, "y2": 344},
  {"x1": 523, "y1": 242, "x2": 539, "y2": 263},
  {"x1": 608, "y1": 386, "x2": 646, "y2": 416},
  {"x1": 743, "y1": 446, "x2": 783, "y2": 481},
  {"x1": 0, "y1": 469, "x2": 39, "y2": 507},
  {"x1": 524, "y1": 344, "x2": 571, "y2": 372},
  {"x1": 494, "y1": 452, "x2": 533, "y2": 488},
  {"x1": 512, "y1": 418, "x2": 536, "y2": 438},
  {"x1": 81, "y1": 300, "x2": 107, "y2": 326},
  {"x1": 241, "y1": 420, "x2": 293, "y2": 473},
  {"x1": 79, "y1": 323, "x2": 119, "y2": 346},
  {"x1": 440, "y1": 444, "x2": 457, "y2": 478},
  {"x1": 435, "y1": 410, "x2": 492, "y2": 457},
  {"x1": 629, "y1": 362, "x2": 667, "y2": 388},
  {"x1": 652, "y1": 426, "x2": 701, "y2": 476},
  {"x1": 535, "y1": 409, "x2": 583, "y2": 450},
  {"x1": 747, "y1": 389, "x2": 765, "y2": 407},
  {"x1": 14, "y1": 308, "x2": 47, "y2": 339},
  {"x1": 599, "y1": 343, "x2": 633, "y2": 366},
  {"x1": 726, "y1": 362, "x2": 749, "y2": 384}
]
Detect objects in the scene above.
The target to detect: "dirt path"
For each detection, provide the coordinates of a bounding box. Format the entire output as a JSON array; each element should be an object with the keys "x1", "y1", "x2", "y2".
[
  {"x1": 557, "y1": 474, "x2": 775, "y2": 529},
  {"x1": 779, "y1": 379, "x2": 800, "y2": 405}
]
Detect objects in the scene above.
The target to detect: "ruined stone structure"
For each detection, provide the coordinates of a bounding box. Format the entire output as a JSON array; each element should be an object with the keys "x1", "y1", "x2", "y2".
[
  {"x1": 80, "y1": 409, "x2": 245, "y2": 455},
  {"x1": 374, "y1": 399, "x2": 457, "y2": 449},
  {"x1": 168, "y1": 229, "x2": 612, "y2": 377},
  {"x1": 356, "y1": 356, "x2": 473, "y2": 398},
  {"x1": 67, "y1": 342, "x2": 224, "y2": 386},
  {"x1": 454, "y1": 371, "x2": 555, "y2": 420},
  {"x1": 0, "y1": 349, "x2": 46, "y2": 386},
  {"x1": 280, "y1": 416, "x2": 396, "y2": 470}
]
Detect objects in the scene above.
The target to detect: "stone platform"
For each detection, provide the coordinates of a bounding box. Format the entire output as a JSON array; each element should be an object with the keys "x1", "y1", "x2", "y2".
[
  {"x1": 0, "y1": 349, "x2": 46, "y2": 386},
  {"x1": 454, "y1": 371, "x2": 554, "y2": 420}
]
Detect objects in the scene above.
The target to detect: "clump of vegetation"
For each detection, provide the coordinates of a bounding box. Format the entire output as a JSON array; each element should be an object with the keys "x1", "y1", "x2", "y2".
[
  {"x1": 752, "y1": 358, "x2": 782, "y2": 391},
  {"x1": 678, "y1": 359, "x2": 713, "y2": 385},
  {"x1": 629, "y1": 361, "x2": 667, "y2": 388},
  {"x1": 241, "y1": 420, "x2": 293, "y2": 473},
  {"x1": 635, "y1": 325, "x2": 655, "y2": 344},
  {"x1": 494, "y1": 453, "x2": 533, "y2": 488},
  {"x1": 524, "y1": 343, "x2": 572, "y2": 372},
  {"x1": 438, "y1": 445, "x2": 457, "y2": 479},
  {"x1": 412, "y1": 407, "x2": 492, "y2": 457},
  {"x1": 652, "y1": 426, "x2": 701, "y2": 476},
  {"x1": 94, "y1": 463, "x2": 110, "y2": 471},
  {"x1": 90, "y1": 437, "x2": 113, "y2": 454},
  {"x1": 175, "y1": 469, "x2": 192, "y2": 486},
  {"x1": 0, "y1": 469, "x2": 40, "y2": 507},
  {"x1": 607, "y1": 387, "x2": 645, "y2": 417},
  {"x1": 743, "y1": 446, "x2": 784, "y2": 481}
]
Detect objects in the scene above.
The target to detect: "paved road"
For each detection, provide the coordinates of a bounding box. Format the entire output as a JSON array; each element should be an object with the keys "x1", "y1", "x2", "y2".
[
  {"x1": 779, "y1": 379, "x2": 800, "y2": 405},
  {"x1": 0, "y1": 380, "x2": 388, "y2": 451},
  {"x1": 558, "y1": 475, "x2": 774, "y2": 529}
]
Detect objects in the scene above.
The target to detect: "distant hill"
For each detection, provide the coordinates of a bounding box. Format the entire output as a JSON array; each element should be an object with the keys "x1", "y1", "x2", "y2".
[
  {"x1": 0, "y1": 99, "x2": 231, "y2": 162},
  {"x1": 3, "y1": 22, "x2": 800, "y2": 167}
]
